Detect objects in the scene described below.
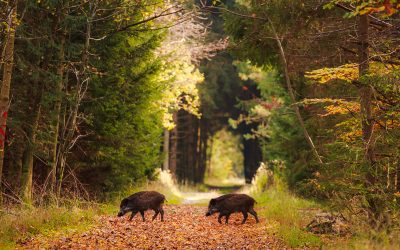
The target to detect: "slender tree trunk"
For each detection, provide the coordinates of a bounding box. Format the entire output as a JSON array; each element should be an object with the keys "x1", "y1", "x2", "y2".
[
  {"x1": 186, "y1": 112, "x2": 193, "y2": 183},
  {"x1": 49, "y1": 32, "x2": 66, "y2": 192},
  {"x1": 207, "y1": 137, "x2": 213, "y2": 178},
  {"x1": 0, "y1": 2, "x2": 17, "y2": 203},
  {"x1": 199, "y1": 118, "x2": 208, "y2": 183},
  {"x1": 271, "y1": 27, "x2": 323, "y2": 164},
  {"x1": 169, "y1": 112, "x2": 178, "y2": 175},
  {"x1": 195, "y1": 123, "x2": 201, "y2": 183},
  {"x1": 57, "y1": 4, "x2": 94, "y2": 196},
  {"x1": 57, "y1": 92, "x2": 80, "y2": 196},
  {"x1": 21, "y1": 85, "x2": 43, "y2": 204},
  {"x1": 176, "y1": 110, "x2": 187, "y2": 183},
  {"x1": 163, "y1": 129, "x2": 170, "y2": 171},
  {"x1": 358, "y1": 15, "x2": 374, "y2": 164},
  {"x1": 358, "y1": 15, "x2": 380, "y2": 226}
]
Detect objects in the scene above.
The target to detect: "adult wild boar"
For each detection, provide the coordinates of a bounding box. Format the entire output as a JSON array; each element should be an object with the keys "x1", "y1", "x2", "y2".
[
  {"x1": 206, "y1": 194, "x2": 259, "y2": 224},
  {"x1": 117, "y1": 191, "x2": 166, "y2": 222}
]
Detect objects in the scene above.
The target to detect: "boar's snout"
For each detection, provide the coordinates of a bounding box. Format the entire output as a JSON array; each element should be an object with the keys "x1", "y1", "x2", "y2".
[
  {"x1": 117, "y1": 208, "x2": 126, "y2": 217},
  {"x1": 206, "y1": 208, "x2": 218, "y2": 216}
]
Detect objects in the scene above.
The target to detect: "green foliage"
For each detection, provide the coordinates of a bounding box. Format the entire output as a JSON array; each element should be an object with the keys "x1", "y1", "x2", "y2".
[
  {"x1": 229, "y1": 61, "x2": 312, "y2": 188},
  {"x1": 222, "y1": 0, "x2": 308, "y2": 66},
  {"x1": 3, "y1": 0, "x2": 195, "y2": 198},
  {"x1": 250, "y1": 165, "x2": 322, "y2": 248},
  {"x1": 85, "y1": 28, "x2": 165, "y2": 192},
  {"x1": 199, "y1": 54, "x2": 246, "y2": 121}
]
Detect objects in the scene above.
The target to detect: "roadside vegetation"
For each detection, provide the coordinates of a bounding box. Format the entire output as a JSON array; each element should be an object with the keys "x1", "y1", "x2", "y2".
[
  {"x1": 0, "y1": 170, "x2": 182, "y2": 249},
  {"x1": 247, "y1": 164, "x2": 322, "y2": 248}
]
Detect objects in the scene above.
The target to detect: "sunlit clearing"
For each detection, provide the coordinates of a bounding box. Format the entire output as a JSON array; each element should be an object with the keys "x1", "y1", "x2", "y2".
[
  {"x1": 205, "y1": 128, "x2": 245, "y2": 187},
  {"x1": 157, "y1": 168, "x2": 219, "y2": 204}
]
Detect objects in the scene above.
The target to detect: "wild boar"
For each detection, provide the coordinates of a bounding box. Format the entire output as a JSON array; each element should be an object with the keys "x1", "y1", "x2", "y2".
[
  {"x1": 206, "y1": 194, "x2": 259, "y2": 224},
  {"x1": 117, "y1": 191, "x2": 166, "y2": 222}
]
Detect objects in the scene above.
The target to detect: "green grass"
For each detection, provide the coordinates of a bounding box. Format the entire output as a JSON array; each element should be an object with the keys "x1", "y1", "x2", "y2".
[
  {"x1": 254, "y1": 188, "x2": 323, "y2": 248},
  {"x1": 0, "y1": 201, "x2": 112, "y2": 249},
  {"x1": 323, "y1": 227, "x2": 400, "y2": 250},
  {"x1": 252, "y1": 186, "x2": 400, "y2": 249},
  {"x1": 0, "y1": 173, "x2": 183, "y2": 249}
]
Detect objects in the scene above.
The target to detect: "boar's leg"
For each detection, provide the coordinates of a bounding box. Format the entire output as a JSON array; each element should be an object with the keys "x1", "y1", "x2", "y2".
[
  {"x1": 225, "y1": 213, "x2": 231, "y2": 224},
  {"x1": 129, "y1": 211, "x2": 138, "y2": 221},
  {"x1": 160, "y1": 207, "x2": 164, "y2": 222},
  {"x1": 218, "y1": 213, "x2": 224, "y2": 224},
  {"x1": 140, "y1": 211, "x2": 145, "y2": 222},
  {"x1": 152, "y1": 209, "x2": 159, "y2": 221},
  {"x1": 241, "y1": 211, "x2": 248, "y2": 224},
  {"x1": 249, "y1": 209, "x2": 259, "y2": 223}
]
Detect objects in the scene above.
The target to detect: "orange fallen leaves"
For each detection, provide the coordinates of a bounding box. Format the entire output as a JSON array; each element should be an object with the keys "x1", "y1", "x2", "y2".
[{"x1": 17, "y1": 205, "x2": 290, "y2": 250}]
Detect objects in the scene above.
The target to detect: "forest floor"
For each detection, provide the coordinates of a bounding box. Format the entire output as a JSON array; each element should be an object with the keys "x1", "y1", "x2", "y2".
[
  {"x1": 9, "y1": 181, "x2": 327, "y2": 249},
  {"x1": 16, "y1": 205, "x2": 290, "y2": 249}
]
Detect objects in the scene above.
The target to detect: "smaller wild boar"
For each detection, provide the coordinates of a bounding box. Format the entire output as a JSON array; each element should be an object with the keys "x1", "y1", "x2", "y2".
[
  {"x1": 206, "y1": 194, "x2": 259, "y2": 224},
  {"x1": 117, "y1": 191, "x2": 166, "y2": 222}
]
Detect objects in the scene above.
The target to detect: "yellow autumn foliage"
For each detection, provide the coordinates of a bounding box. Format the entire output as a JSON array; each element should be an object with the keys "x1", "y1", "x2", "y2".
[
  {"x1": 305, "y1": 64, "x2": 358, "y2": 84},
  {"x1": 302, "y1": 98, "x2": 360, "y2": 116},
  {"x1": 305, "y1": 62, "x2": 399, "y2": 84}
]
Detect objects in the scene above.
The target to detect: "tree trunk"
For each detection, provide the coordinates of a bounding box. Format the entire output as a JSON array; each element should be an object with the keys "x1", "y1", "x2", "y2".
[
  {"x1": 163, "y1": 129, "x2": 170, "y2": 171},
  {"x1": 195, "y1": 123, "x2": 201, "y2": 183},
  {"x1": 243, "y1": 137, "x2": 262, "y2": 183},
  {"x1": 358, "y1": 15, "x2": 380, "y2": 227},
  {"x1": 207, "y1": 137, "x2": 213, "y2": 178},
  {"x1": 0, "y1": 2, "x2": 17, "y2": 203},
  {"x1": 358, "y1": 15, "x2": 374, "y2": 164},
  {"x1": 271, "y1": 28, "x2": 323, "y2": 164},
  {"x1": 169, "y1": 112, "x2": 178, "y2": 175},
  {"x1": 185, "y1": 112, "x2": 193, "y2": 183},
  {"x1": 176, "y1": 110, "x2": 188, "y2": 183},
  {"x1": 49, "y1": 32, "x2": 66, "y2": 192},
  {"x1": 199, "y1": 118, "x2": 208, "y2": 183},
  {"x1": 21, "y1": 87, "x2": 42, "y2": 204}
]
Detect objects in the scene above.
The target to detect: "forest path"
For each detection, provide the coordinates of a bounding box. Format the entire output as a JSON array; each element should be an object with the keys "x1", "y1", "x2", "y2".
[
  {"x1": 17, "y1": 205, "x2": 289, "y2": 249},
  {"x1": 181, "y1": 182, "x2": 246, "y2": 204},
  {"x1": 181, "y1": 191, "x2": 219, "y2": 204}
]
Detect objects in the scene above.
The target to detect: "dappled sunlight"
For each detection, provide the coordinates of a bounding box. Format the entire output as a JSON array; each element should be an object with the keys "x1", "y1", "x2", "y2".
[
  {"x1": 205, "y1": 177, "x2": 245, "y2": 187},
  {"x1": 157, "y1": 169, "x2": 183, "y2": 199},
  {"x1": 157, "y1": 168, "x2": 220, "y2": 205}
]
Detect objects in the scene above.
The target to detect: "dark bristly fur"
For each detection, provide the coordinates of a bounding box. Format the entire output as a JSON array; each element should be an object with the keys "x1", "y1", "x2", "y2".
[
  {"x1": 206, "y1": 194, "x2": 259, "y2": 224},
  {"x1": 118, "y1": 191, "x2": 166, "y2": 222}
]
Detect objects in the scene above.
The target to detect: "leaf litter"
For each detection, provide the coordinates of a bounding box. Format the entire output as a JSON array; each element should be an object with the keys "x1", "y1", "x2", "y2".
[{"x1": 17, "y1": 205, "x2": 291, "y2": 249}]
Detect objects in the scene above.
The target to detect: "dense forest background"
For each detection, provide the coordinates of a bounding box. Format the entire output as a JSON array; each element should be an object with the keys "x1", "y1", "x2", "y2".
[{"x1": 0, "y1": 0, "x2": 400, "y2": 241}]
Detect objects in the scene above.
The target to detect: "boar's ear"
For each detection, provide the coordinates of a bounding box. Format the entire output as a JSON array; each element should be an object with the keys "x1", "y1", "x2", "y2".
[{"x1": 209, "y1": 198, "x2": 216, "y2": 205}]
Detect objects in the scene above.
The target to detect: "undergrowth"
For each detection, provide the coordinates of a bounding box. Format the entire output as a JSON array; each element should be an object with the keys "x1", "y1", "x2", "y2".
[
  {"x1": 0, "y1": 201, "x2": 112, "y2": 249},
  {"x1": 248, "y1": 163, "x2": 323, "y2": 248},
  {"x1": 0, "y1": 168, "x2": 182, "y2": 248}
]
